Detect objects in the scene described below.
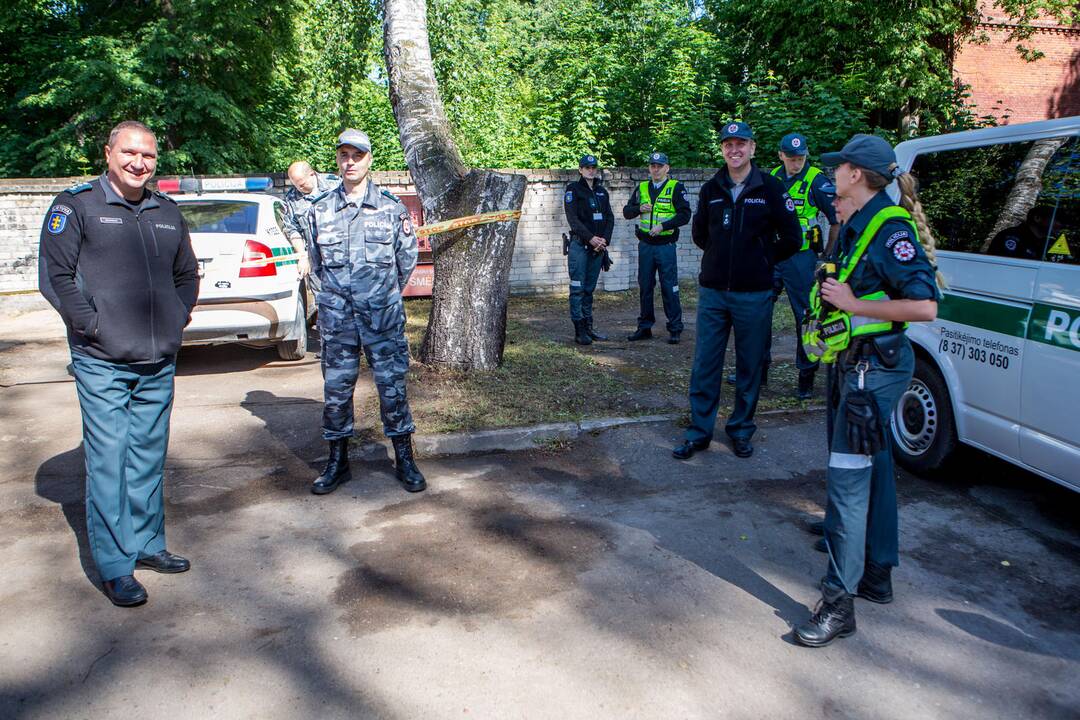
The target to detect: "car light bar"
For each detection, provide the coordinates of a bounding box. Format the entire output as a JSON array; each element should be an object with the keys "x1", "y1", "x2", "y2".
[{"x1": 155, "y1": 177, "x2": 273, "y2": 194}]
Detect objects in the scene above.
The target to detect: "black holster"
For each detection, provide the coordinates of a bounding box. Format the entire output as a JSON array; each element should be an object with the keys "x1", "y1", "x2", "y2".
[{"x1": 562, "y1": 233, "x2": 571, "y2": 256}]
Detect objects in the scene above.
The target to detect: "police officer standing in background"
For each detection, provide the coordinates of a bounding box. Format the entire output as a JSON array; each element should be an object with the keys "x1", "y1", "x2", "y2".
[
  {"x1": 672, "y1": 122, "x2": 802, "y2": 460},
  {"x1": 39, "y1": 120, "x2": 199, "y2": 606},
  {"x1": 308, "y1": 129, "x2": 426, "y2": 495},
  {"x1": 564, "y1": 154, "x2": 615, "y2": 345},
  {"x1": 623, "y1": 152, "x2": 692, "y2": 344},
  {"x1": 283, "y1": 160, "x2": 340, "y2": 281},
  {"x1": 768, "y1": 133, "x2": 839, "y2": 399}
]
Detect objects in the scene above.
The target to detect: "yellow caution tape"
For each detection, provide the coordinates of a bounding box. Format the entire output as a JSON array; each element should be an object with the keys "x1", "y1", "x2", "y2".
[
  {"x1": 415, "y1": 209, "x2": 522, "y2": 238},
  {"x1": 238, "y1": 209, "x2": 521, "y2": 268}
]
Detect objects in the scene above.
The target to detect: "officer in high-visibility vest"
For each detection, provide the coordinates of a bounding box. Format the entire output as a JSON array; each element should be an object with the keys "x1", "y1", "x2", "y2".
[
  {"x1": 623, "y1": 152, "x2": 692, "y2": 343},
  {"x1": 768, "y1": 133, "x2": 839, "y2": 399},
  {"x1": 794, "y1": 134, "x2": 943, "y2": 648}
]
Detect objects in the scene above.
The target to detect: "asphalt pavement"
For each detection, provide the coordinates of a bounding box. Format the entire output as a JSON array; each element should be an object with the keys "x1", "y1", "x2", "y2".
[{"x1": 0, "y1": 296, "x2": 1077, "y2": 719}]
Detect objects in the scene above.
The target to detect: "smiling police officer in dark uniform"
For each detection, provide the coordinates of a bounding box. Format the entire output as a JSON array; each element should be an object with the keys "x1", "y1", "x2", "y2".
[
  {"x1": 38, "y1": 120, "x2": 199, "y2": 607},
  {"x1": 564, "y1": 154, "x2": 615, "y2": 345},
  {"x1": 673, "y1": 122, "x2": 802, "y2": 460}
]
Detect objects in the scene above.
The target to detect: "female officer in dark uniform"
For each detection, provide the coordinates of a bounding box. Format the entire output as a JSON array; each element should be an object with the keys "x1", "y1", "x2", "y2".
[{"x1": 794, "y1": 135, "x2": 944, "y2": 647}]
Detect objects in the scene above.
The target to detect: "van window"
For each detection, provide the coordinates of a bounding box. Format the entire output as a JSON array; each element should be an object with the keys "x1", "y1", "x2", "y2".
[
  {"x1": 1037, "y1": 136, "x2": 1079, "y2": 265},
  {"x1": 912, "y1": 139, "x2": 1036, "y2": 255}
]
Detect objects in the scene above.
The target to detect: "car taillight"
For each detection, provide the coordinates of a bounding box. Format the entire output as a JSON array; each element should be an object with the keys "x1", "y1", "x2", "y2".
[{"x1": 239, "y1": 239, "x2": 277, "y2": 277}]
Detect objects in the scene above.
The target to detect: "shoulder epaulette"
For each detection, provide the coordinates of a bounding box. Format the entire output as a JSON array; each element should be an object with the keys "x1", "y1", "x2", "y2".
[
  {"x1": 154, "y1": 190, "x2": 177, "y2": 204},
  {"x1": 64, "y1": 182, "x2": 93, "y2": 195},
  {"x1": 380, "y1": 188, "x2": 402, "y2": 204}
]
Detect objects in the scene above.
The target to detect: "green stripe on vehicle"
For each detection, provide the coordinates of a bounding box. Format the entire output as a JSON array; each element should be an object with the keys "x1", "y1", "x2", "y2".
[
  {"x1": 937, "y1": 293, "x2": 1029, "y2": 338},
  {"x1": 1027, "y1": 302, "x2": 1080, "y2": 353},
  {"x1": 271, "y1": 246, "x2": 298, "y2": 266}
]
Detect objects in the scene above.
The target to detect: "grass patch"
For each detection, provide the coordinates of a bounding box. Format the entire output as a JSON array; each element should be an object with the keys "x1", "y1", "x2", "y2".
[{"x1": 354, "y1": 282, "x2": 816, "y2": 435}]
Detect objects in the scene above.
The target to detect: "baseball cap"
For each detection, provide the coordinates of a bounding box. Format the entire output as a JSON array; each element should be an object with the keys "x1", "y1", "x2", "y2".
[
  {"x1": 648, "y1": 152, "x2": 669, "y2": 165},
  {"x1": 820, "y1": 134, "x2": 897, "y2": 177},
  {"x1": 336, "y1": 128, "x2": 371, "y2": 152},
  {"x1": 720, "y1": 121, "x2": 755, "y2": 141},
  {"x1": 579, "y1": 154, "x2": 598, "y2": 167},
  {"x1": 779, "y1": 133, "x2": 809, "y2": 156}
]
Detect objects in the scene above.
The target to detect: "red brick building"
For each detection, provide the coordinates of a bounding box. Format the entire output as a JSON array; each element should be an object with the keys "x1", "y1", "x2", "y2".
[{"x1": 952, "y1": 2, "x2": 1080, "y2": 124}]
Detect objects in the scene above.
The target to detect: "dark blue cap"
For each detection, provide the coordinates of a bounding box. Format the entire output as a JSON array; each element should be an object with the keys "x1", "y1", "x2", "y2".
[
  {"x1": 579, "y1": 154, "x2": 598, "y2": 167},
  {"x1": 648, "y1": 152, "x2": 669, "y2": 165},
  {"x1": 720, "y1": 121, "x2": 754, "y2": 141},
  {"x1": 779, "y1": 133, "x2": 809, "y2": 156},
  {"x1": 820, "y1": 134, "x2": 898, "y2": 177}
]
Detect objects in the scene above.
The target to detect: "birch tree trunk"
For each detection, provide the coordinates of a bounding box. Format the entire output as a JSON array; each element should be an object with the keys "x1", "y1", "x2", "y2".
[
  {"x1": 383, "y1": 0, "x2": 527, "y2": 370},
  {"x1": 981, "y1": 137, "x2": 1067, "y2": 252}
]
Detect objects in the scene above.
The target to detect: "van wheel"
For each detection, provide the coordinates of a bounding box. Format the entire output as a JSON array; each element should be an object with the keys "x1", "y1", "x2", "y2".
[
  {"x1": 890, "y1": 356, "x2": 958, "y2": 474},
  {"x1": 276, "y1": 295, "x2": 309, "y2": 361}
]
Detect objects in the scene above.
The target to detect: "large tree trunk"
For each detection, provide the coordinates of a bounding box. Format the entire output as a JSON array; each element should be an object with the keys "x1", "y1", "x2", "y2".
[
  {"x1": 383, "y1": 0, "x2": 526, "y2": 370},
  {"x1": 981, "y1": 137, "x2": 1067, "y2": 252}
]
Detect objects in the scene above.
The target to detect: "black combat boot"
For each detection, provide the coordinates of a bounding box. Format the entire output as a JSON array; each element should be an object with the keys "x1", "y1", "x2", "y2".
[
  {"x1": 627, "y1": 328, "x2": 652, "y2": 341},
  {"x1": 857, "y1": 562, "x2": 894, "y2": 604},
  {"x1": 794, "y1": 594, "x2": 856, "y2": 647},
  {"x1": 573, "y1": 320, "x2": 593, "y2": 345},
  {"x1": 798, "y1": 368, "x2": 816, "y2": 400},
  {"x1": 312, "y1": 438, "x2": 351, "y2": 495},
  {"x1": 391, "y1": 434, "x2": 427, "y2": 493},
  {"x1": 585, "y1": 318, "x2": 607, "y2": 341}
]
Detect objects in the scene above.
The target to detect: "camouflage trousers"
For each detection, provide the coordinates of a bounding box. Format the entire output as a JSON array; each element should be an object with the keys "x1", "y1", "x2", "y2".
[{"x1": 319, "y1": 300, "x2": 415, "y2": 441}]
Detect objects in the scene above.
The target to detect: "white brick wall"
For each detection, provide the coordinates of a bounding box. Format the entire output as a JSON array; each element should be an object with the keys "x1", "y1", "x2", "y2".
[{"x1": 0, "y1": 169, "x2": 718, "y2": 295}]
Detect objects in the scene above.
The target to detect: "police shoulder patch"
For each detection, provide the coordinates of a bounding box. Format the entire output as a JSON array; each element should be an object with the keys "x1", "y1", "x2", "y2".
[
  {"x1": 891, "y1": 239, "x2": 917, "y2": 263},
  {"x1": 885, "y1": 229, "x2": 910, "y2": 249},
  {"x1": 784, "y1": 197, "x2": 796, "y2": 212},
  {"x1": 399, "y1": 211, "x2": 413, "y2": 236},
  {"x1": 64, "y1": 182, "x2": 93, "y2": 195},
  {"x1": 565, "y1": 190, "x2": 574, "y2": 204},
  {"x1": 46, "y1": 211, "x2": 67, "y2": 235},
  {"x1": 50, "y1": 204, "x2": 73, "y2": 216}
]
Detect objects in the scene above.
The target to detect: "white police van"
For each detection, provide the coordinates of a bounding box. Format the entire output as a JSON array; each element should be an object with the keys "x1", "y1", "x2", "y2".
[
  {"x1": 158, "y1": 177, "x2": 315, "y2": 361},
  {"x1": 889, "y1": 116, "x2": 1079, "y2": 492}
]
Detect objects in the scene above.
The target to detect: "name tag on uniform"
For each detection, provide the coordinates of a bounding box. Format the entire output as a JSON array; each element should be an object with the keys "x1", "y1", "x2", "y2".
[
  {"x1": 99, "y1": 217, "x2": 123, "y2": 224},
  {"x1": 592, "y1": 213, "x2": 603, "y2": 221}
]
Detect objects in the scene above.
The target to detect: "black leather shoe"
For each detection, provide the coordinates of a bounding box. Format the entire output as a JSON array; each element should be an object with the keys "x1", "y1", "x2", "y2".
[
  {"x1": 136, "y1": 550, "x2": 190, "y2": 574},
  {"x1": 814, "y1": 537, "x2": 828, "y2": 553},
  {"x1": 574, "y1": 320, "x2": 593, "y2": 345},
  {"x1": 391, "y1": 434, "x2": 427, "y2": 493},
  {"x1": 312, "y1": 438, "x2": 351, "y2": 494},
  {"x1": 668, "y1": 332, "x2": 680, "y2": 344},
  {"x1": 585, "y1": 320, "x2": 607, "y2": 341},
  {"x1": 794, "y1": 595, "x2": 856, "y2": 647},
  {"x1": 798, "y1": 369, "x2": 816, "y2": 400},
  {"x1": 806, "y1": 519, "x2": 825, "y2": 536},
  {"x1": 732, "y1": 437, "x2": 753, "y2": 458},
  {"x1": 672, "y1": 439, "x2": 709, "y2": 460},
  {"x1": 627, "y1": 328, "x2": 652, "y2": 341},
  {"x1": 857, "y1": 562, "x2": 893, "y2": 604},
  {"x1": 103, "y1": 575, "x2": 148, "y2": 607}
]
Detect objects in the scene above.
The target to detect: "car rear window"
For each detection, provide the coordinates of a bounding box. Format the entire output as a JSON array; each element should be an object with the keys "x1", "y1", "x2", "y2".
[{"x1": 178, "y1": 201, "x2": 259, "y2": 234}]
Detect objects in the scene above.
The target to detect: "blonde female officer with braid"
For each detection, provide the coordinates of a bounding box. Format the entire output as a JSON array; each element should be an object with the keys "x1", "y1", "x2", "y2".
[{"x1": 794, "y1": 134, "x2": 942, "y2": 647}]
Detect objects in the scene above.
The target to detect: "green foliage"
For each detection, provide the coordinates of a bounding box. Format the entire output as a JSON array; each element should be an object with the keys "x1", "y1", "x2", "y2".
[{"x1": 0, "y1": 0, "x2": 1074, "y2": 177}]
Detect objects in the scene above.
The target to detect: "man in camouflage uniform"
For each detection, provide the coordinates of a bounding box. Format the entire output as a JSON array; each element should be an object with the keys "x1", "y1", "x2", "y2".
[
  {"x1": 307, "y1": 129, "x2": 426, "y2": 494},
  {"x1": 283, "y1": 160, "x2": 339, "y2": 282}
]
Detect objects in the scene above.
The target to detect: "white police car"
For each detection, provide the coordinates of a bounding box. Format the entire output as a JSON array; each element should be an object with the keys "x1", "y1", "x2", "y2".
[
  {"x1": 890, "y1": 116, "x2": 1080, "y2": 492},
  {"x1": 159, "y1": 177, "x2": 315, "y2": 360}
]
